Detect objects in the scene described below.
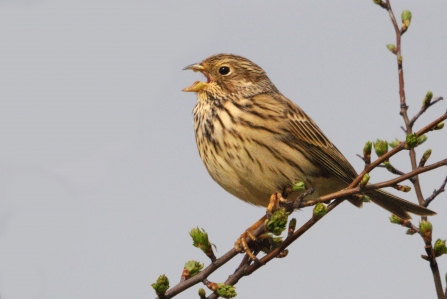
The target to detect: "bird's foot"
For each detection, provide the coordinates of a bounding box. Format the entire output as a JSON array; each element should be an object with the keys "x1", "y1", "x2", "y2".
[
  {"x1": 234, "y1": 216, "x2": 266, "y2": 264},
  {"x1": 234, "y1": 193, "x2": 289, "y2": 263}
]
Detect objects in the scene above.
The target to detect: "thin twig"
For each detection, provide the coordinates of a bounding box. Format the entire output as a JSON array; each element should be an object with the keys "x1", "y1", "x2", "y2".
[
  {"x1": 401, "y1": 220, "x2": 420, "y2": 234},
  {"x1": 410, "y1": 97, "x2": 444, "y2": 128},
  {"x1": 425, "y1": 175, "x2": 447, "y2": 207}
]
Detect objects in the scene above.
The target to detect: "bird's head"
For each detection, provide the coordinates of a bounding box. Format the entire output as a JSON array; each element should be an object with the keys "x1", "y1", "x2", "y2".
[{"x1": 182, "y1": 54, "x2": 271, "y2": 97}]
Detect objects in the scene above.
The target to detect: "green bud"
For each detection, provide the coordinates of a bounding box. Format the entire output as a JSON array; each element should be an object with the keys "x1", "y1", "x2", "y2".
[
  {"x1": 423, "y1": 149, "x2": 432, "y2": 161},
  {"x1": 313, "y1": 203, "x2": 327, "y2": 218},
  {"x1": 389, "y1": 214, "x2": 402, "y2": 224},
  {"x1": 292, "y1": 181, "x2": 305, "y2": 191},
  {"x1": 401, "y1": 185, "x2": 411, "y2": 192},
  {"x1": 288, "y1": 218, "x2": 297, "y2": 235},
  {"x1": 184, "y1": 260, "x2": 204, "y2": 278},
  {"x1": 198, "y1": 288, "x2": 207, "y2": 299},
  {"x1": 423, "y1": 91, "x2": 433, "y2": 107},
  {"x1": 396, "y1": 185, "x2": 411, "y2": 192},
  {"x1": 374, "y1": 139, "x2": 388, "y2": 157},
  {"x1": 277, "y1": 249, "x2": 289, "y2": 258},
  {"x1": 372, "y1": 0, "x2": 386, "y2": 8},
  {"x1": 384, "y1": 161, "x2": 393, "y2": 172},
  {"x1": 360, "y1": 173, "x2": 370, "y2": 187},
  {"x1": 363, "y1": 141, "x2": 372, "y2": 156},
  {"x1": 434, "y1": 122, "x2": 444, "y2": 130},
  {"x1": 152, "y1": 274, "x2": 170, "y2": 295},
  {"x1": 417, "y1": 134, "x2": 427, "y2": 145},
  {"x1": 216, "y1": 283, "x2": 237, "y2": 298},
  {"x1": 405, "y1": 133, "x2": 418, "y2": 149},
  {"x1": 386, "y1": 44, "x2": 397, "y2": 54},
  {"x1": 398, "y1": 55, "x2": 403, "y2": 63},
  {"x1": 265, "y1": 208, "x2": 288, "y2": 236},
  {"x1": 189, "y1": 227, "x2": 214, "y2": 254},
  {"x1": 434, "y1": 239, "x2": 447, "y2": 257},
  {"x1": 363, "y1": 195, "x2": 371, "y2": 203},
  {"x1": 388, "y1": 139, "x2": 400, "y2": 148},
  {"x1": 401, "y1": 10, "x2": 412, "y2": 28},
  {"x1": 419, "y1": 149, "x2": 432, "y2": 168},
  {"x1": 419, "y1": 220, "x2": 433, "y2": 239},
  {"x1": 363, "y1": 141, "x2": 372, "y2": 163}
]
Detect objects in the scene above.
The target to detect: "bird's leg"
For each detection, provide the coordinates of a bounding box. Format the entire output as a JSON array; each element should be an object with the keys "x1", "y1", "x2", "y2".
[
  {"x1": 266, "y1": 192, "x2": 284, "y2": 219},
  {"x1": 234, "y1": 215, "x2": 266, "y2": 262},
  {"x1": 234, "y1": 193, "x2": 284, "y2": 263}
]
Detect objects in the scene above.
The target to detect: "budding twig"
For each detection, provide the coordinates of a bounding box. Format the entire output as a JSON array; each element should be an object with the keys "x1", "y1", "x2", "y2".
[{"x1": 410, "y1": 96, "x2": 444, "y2": 128}]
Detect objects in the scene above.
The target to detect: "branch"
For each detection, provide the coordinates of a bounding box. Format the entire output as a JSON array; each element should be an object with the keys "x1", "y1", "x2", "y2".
[
  {"x1": 155, "y1": 112, "x2": 447, "y2": 298},
  {"x1": 385, "y1": 1, "x2": 444, "y2": 297}
]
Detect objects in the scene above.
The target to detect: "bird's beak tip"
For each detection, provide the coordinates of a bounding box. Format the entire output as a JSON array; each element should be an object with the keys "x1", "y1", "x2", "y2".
[{"x1": 182, "y1": 63, "x2": 205, "y2": 72}]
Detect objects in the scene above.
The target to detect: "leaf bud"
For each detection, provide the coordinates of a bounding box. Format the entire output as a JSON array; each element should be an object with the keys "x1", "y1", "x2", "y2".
[
  {"x1": 423, "y1": 91, "x2": 433, "y2": 107},
  {"x1": 152, "y1": 274, "x2": 170, "y2": 296},
  {"x1": 265, "y1": 208, "x2": 288, "y2": 236},
  {"x1": 216, "y1": 283, "x2": 237, "y2": 298},
  {"x1": 389, "y1": 214, "x2": 402, "y2": 225},
  {"x1": 401, "y1": 10, "x2": 412, "y2": 30},
  {"x1": 417, "y1": 134, "x2": 427, "y2": 145},
  {"x1": 386, "y1": 44, "x2": 397, "y2": 54},
  {"x1": 184, "y1": 260, "x2": 204, "y2": 278},
  {"x1": 198, "y1": 288, "x2": 207, "y2": 299},
  {"x1": 419, "y1": 220, "x2": 433, "y2": 241},
  {"x1": 388, "y1": 138, "x2": 400, "y2": 148},
  {"x1": 374, "y1": 139, "x2": 388, "y2": 157},
  {"x1": 360, "y1": 173, "x2": 370, "y2": 188},
  {"x1": 292, "y1": 181, "x2": 305, "y2": 192},
  {"x1": 434, "y1": 122, "x2": 444, "y2": 130},
  {"x1": 404, "y1": 133, "x2": 418, "y2": 149},
  {"x1": 313, "y1": 203, "x2": 327, "y2": 218},
  {"x1": 434, "y1": 239, "x2": 447, "y2": 257}
]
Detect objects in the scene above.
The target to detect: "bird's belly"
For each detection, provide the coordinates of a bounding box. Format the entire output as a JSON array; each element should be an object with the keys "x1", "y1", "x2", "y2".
[{"x1": 197, "y1": 121, "x2": 345, "y2": 207}]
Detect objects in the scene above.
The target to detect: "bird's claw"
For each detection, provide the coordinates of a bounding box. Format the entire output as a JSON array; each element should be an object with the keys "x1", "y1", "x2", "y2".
[{"x1": 234, "y1": 230, "x2": 262, "y2": 264}]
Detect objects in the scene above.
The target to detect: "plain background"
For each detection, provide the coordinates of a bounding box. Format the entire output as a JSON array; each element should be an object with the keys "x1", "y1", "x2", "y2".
[{"x1": 1, "y1": 0, "x2": 446, "y2": 298}]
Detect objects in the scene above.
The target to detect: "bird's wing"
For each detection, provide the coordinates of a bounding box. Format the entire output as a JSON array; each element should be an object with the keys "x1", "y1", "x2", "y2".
[{"x1": 280, "y1": 95, "x2": 358, "y2": 184}]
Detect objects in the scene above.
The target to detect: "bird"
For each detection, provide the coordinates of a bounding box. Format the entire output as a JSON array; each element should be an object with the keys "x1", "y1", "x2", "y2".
[{"x1": 182, "y1": 53, "x2": 435, "y2": 221}]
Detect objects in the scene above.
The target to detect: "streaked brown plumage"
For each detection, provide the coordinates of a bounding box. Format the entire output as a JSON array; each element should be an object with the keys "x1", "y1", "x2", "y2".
[{"x1": 183, "y1": 53, "x2": 435, "y2": 219}]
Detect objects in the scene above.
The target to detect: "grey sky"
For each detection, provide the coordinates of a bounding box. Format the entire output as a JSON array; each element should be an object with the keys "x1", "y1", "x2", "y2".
[{"x1": 0, "y1": 0, "x2": 446, "y2": 298}]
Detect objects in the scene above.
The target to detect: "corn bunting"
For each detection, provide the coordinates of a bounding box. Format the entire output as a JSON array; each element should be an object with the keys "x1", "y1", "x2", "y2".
[{"x1": 182, "y1": 54, "x2": 434, "y2": 221}]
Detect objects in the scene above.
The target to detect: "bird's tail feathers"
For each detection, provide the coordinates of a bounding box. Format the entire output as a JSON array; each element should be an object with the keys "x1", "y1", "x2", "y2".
[{"x1": 363, "y1": 189, "x2": 436, "y2": 219}]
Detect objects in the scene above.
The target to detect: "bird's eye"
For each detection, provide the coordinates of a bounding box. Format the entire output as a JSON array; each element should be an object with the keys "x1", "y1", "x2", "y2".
[{"x1": 219, "y1": 66, "x2": 230, "y2": 75}]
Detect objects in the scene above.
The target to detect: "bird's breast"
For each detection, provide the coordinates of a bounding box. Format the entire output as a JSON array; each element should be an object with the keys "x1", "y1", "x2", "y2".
[{"x1": 193, "y1": 96, "x2": 336, "y2": 206}]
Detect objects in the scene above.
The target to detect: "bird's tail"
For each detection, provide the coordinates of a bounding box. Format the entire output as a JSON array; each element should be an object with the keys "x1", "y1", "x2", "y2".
[{"x1": 359, "y1": 189, "x2": 436, "y2": 219}]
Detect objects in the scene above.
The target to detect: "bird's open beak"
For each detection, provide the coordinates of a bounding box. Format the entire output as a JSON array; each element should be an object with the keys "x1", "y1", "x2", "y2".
[{"x1": 182, "y1": 63, "x2": 209, "y2": 92}]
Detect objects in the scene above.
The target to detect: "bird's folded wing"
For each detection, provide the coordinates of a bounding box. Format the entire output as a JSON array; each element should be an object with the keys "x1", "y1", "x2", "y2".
[{"x1": 285, "y1": 102, "x2": 358, "y2": 184}]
